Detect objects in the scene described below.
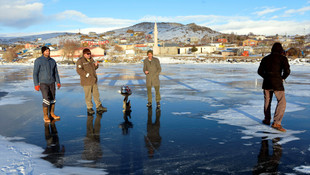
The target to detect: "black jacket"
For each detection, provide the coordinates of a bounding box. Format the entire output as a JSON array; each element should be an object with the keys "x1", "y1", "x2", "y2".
[{"x1": 258, "y1": 53, "x2": 290, "y2": 91}]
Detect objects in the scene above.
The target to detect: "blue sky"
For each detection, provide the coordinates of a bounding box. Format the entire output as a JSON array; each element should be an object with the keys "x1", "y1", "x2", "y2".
[{"x1": 0, "y1": 0, "x2": 310, "y2": 36}]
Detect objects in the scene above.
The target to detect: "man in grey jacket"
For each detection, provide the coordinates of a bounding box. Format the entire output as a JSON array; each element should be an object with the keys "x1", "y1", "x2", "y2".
[
  {"x1": 33, "y1": 46, "x2": 61, "y2": 123},
  {"x1": 143, "y1": 50, "x2": 161, "y2": 108}
]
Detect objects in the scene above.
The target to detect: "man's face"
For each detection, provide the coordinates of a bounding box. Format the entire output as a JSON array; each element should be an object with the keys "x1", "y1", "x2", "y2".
[
  {"x1": 43, "y1": 49, "x2": 50, "y2": 57},
  {"x1": 84, "y1": 52, "x2": 91, "y2": 59},
  {"x1": 147, "y1": 52, "x2": 153, "y2": 59}
]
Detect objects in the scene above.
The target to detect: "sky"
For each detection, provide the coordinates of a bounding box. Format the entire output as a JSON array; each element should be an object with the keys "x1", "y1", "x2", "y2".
[{"x1": 0, "y1": 0, "x2": 310, "y2": 37}]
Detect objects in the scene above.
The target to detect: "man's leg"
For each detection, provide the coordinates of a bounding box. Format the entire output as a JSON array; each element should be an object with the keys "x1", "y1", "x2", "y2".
[
  {"x1": 263, "y1": 90, "x2": 273, "y2": 123},
  {"x1": 83, "y1": 86, "x2": 93, "y2": 109},
  {"x1": 147, "y1": 86, "x2": 152, "y2": 103},
  {"x1": 273, "y1": 91, "x2": 286, "y2": 125},
  {"x1": 155, "y1": 86, "x2": 161, "y2": 103},
  {"x1": 40, "y1": 83, "x2": 50, "y2": 123},
  {"x1": 49, "y1": 83, "x2": 60, "y2": 119},
  {"x1": 92, "y1": 84, "x2": 102, "y2": 108}
]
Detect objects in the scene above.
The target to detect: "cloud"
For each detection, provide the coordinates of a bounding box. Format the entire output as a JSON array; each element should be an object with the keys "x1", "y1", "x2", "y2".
[
  {"x1": 253, "y1": 7, "x2": 285, "y2": 16},
  {"x1": 210, "y1": 20, "x2": 310, "y2": 35},
  {"x1": 55, "y1": 10, "x2": 135, "y2": 27},
  {"x1": 285, "y1": 6, "x2": 310, "y2": 14},
  {"x1": 0, "y1": 0, "x2": 44, "y2": 28}
]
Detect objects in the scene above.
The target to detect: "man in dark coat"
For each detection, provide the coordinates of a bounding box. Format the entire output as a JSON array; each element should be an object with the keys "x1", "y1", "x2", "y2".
[
  {"x1": 258, "y1": 42, "x2": 290, "y2": 132},
  {"x1": 143, "y1": 50, "x2": 161, "y2": 108}
]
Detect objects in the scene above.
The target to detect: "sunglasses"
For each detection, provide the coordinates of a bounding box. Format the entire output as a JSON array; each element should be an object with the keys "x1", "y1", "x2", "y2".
[{"x1": 86, "y1": 53, "x2": 91, "y2": 55}]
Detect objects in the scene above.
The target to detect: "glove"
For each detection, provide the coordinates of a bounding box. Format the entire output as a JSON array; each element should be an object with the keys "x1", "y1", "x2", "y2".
[
  {"x1": 57, "y1": 83, "x2": 61, "y2": 89},
  {"x1": 35, "y1": 85, "x2": 40, "y2": 91}
]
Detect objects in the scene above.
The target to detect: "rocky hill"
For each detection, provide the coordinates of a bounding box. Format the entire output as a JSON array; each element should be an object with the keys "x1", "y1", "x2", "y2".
[{"x1": 103, "y1": 22, "x2": 220, "y2": 42}]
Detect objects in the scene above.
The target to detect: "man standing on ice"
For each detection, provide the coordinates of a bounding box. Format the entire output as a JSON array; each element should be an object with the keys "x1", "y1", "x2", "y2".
[
  {"x1": 143, "y1": 50, "x2": 161, "y2": 108},
  {"x1": 33, "y1": 46, "x2": 61, "y2": 123},
  {"x1": 258, "y1": 42, "x2": 290, "y2": 132},
  {"x1": 76, "y1": 48, "x2": 107, "y2": 114}
]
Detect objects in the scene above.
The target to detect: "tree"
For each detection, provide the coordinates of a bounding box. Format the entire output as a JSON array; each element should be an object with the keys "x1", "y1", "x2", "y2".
[
  {"x1": 191, "y1": 46, "x2": 198, "y2": 53},
  {"x1": 114, "y1": 45, "x2": 123, "y2": 52},
  {"x1": 59, "y1": 40, "x2": 80, "y2": 61},
  {"x1": 3, "y1": 48, "x2": 17, "y2": 62}
]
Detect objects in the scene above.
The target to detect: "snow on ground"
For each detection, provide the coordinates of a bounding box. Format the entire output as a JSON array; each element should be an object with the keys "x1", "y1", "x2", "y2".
[{"x1": 0, "y1": 135, "x2": 107, "y2": 175}]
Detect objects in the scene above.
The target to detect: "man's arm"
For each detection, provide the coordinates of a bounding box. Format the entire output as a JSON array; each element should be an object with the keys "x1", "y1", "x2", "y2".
[
  {"x1": 282, "y1": 56, "x2": 290, "y2": 80},
  {"x1": 76, "y1": 59, "x2": 88, "y2": 77},
  {"x1": 55, "y1": 64, "x2": 61, "y2": 85},
  {"x1": 33, "y1": 59, "x2": 40, "y2": 86},
  {"x1": 257, "y1": 59, "x2": 265, "y2": 78}
]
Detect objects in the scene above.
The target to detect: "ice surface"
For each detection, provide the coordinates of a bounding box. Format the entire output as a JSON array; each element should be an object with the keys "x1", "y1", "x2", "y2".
[
  {"x1": 0, "y1": 135, "x2": 107, "y2": 175},
  {"x1": 0, "y1": 63, "x2": 310, "y2": 174}
]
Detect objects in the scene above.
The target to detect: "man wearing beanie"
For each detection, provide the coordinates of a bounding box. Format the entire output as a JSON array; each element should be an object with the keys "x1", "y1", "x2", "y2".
[
  {"x1": 33, "y1": 46, "x2": 61, "y2": 123},
  {"x1": 76, "y1": 48, "x2": 107, "y2": 114},
  {"x1": 258, "y1": 42, "x2": 290, "y2": 132}
]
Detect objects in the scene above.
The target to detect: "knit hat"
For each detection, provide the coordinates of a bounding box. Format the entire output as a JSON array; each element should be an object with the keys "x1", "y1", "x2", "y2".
[
  {"x1": 41, "y1": 46, "x2": 50, "y2": 54},
  {"x1": 83, "y1": 48, "x2": 91, "y2": 55}
]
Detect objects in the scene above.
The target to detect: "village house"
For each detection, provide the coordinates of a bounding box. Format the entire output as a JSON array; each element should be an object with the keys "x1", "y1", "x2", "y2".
[
  {"x1": 25, "y1": 43, "x2": 39, "y2": 49},
  {"x1": 243, "y1": 39, "x2": 258, "y2": 46},
  {"x1": 217, "y1": 38, "x2": 228, "y2": 43}
]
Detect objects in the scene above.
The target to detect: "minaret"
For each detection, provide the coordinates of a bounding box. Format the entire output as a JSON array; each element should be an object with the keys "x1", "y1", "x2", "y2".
[{"x1": 153, "y1": 21, "x2": 159, "y2": 55}]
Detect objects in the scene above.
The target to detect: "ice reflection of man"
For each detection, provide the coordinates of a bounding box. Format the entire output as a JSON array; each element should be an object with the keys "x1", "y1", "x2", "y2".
[
  {"x1": 145, "y1": 108, "x2": 161, "y2": 158},
  {"x1": 82, "y1": 112, "x2": 104, "y2": 162},
  {"x1": 253, "y1": 138, "x2": 282, "y2": 175},
  {"x1": 42, "y1": 121, "x2": 65, "y2": 168}
]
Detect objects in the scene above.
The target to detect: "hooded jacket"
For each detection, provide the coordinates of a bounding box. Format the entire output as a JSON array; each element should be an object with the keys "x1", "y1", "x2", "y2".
[
  {"x1": 33, "y1": 55, "x2": 60, "y2": 86},
  {"x1": 258, "y1": 51, "x2": 290, "y2": 91}
]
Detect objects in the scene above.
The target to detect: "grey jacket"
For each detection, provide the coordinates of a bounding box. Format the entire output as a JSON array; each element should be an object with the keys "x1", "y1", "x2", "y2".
[
  {"x1": 33, "y1": 55, "x2": 60, "y2": 86},
  {"x1": 143, "y1": 57, "x2": 161, "y2": 87}
]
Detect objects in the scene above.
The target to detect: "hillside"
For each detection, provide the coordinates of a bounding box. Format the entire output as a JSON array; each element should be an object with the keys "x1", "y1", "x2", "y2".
[
  {"x1": 0, "y1": 33, "x2": 77, "y2": 44},
  {"x1": 103, "y1": 22, "x2": 220, "y2": 42}
]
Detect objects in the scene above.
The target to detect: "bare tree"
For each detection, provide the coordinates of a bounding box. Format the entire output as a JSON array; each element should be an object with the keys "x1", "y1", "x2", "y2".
[
  {"x1": 3, "y1": 48, "x2": 18, "y2": 62},
  {"x1": 114, "y1": 45, "x2": 123, "y2": 52},
  {"x1": 59, "y1": 40, "x2": 80, "y2": 61}
]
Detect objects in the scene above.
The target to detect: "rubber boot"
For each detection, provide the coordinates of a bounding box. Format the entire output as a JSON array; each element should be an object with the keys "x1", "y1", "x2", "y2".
[
  {"x1": 43, "y1": 107, "x2": 51, "y2": 123},
  {"x1": 50, "y1": 104, "x2": 60, "y2": 120}
]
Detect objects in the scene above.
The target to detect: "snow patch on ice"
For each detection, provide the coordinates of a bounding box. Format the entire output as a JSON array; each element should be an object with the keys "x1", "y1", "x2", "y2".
[
  {"x1": 172, "y1": 112, "x2": 192, "y2": 115},
  {"x1": 294, "y1": 166, "x2": 310, "y2": 174},
  {"x1": 0, "y1": 135, "x2": 107, "y2": 174},
  {"x1": 241, "y1": 136, "x2": 253, "y2": 140},
  {"x1": 202, "y1": 100, "x2": 305, "y2": 144}
]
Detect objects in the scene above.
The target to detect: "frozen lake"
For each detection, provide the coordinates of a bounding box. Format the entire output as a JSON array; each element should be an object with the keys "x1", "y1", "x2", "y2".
[{"x1": 0, "y1": 63, "x2": 310, "y2": 174}]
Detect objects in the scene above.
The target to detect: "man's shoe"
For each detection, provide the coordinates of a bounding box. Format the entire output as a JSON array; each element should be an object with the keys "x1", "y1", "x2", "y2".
[
  {"x1": 262, "y1": 119, "x2": 270, "y2": 125},
  {"x1": 271, "y1": 123, "x2": 286, "y2": 132},
  {"x1": 146, "y1": 102, "x2": 152, "y2": 107},
  {"x1": 156, "y1": 102, "x2": 160, "y2": 108},
  {"x1": 97, "y1": 104, "x2": 107, "y2": 112},
  {"x1": 87, "y1": 108, "x2": 95, "y2": 115}
]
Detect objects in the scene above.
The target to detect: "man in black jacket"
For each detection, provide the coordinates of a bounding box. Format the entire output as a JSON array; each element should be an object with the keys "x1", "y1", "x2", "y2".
[{"x1": 258, "y1": 42, "x2": 290, "y2": 132}]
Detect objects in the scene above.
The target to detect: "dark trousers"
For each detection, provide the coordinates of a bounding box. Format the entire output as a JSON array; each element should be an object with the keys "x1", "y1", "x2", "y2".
[
  {"x1": 263, "y1": 90, "x2": 286, "y2": 125},
  {"x1": 40, "y1": 83, "x2": 56, "y2": 107}
]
